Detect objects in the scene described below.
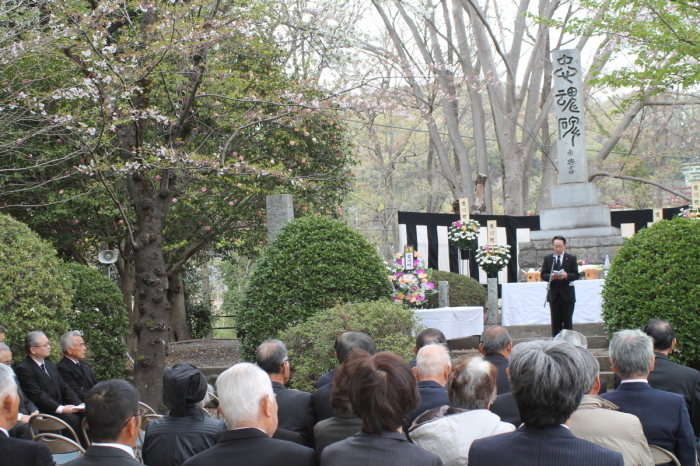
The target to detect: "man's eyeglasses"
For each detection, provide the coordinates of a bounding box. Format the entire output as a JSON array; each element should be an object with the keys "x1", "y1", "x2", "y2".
[
  {"x1": 32, "y1": 343, "x2": 51, "y2": 348},
  {"x1": 123, "y1": 408, "x2": 149, "y2": 427},
  {"x1": 1, "y1": 360, "x2": 14, "y2": 367}
]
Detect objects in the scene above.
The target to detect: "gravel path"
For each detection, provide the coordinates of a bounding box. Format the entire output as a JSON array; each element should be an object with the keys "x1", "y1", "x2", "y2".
[{"x1": 166, "y1": 339, "x2": 242, "y2": 368}]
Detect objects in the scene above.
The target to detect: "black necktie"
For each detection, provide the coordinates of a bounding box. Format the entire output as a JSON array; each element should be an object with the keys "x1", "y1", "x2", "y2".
[
  {"x1": 556, "y1": 256, "x2": 561, "y2": 269},
  {"x1": 40, "y1": 363, "x2": 51, "y2": 379}
]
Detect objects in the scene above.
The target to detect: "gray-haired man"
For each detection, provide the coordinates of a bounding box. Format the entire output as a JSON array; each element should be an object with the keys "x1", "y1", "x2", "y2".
[{"x1": 57, "y1": 330, "x2": 98, "y2": 402}]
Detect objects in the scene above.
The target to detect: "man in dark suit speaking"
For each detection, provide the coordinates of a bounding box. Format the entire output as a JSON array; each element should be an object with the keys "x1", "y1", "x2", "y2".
[
  {"x1": 468, "y1": 340, "x2": 623, "y2": 466},
  {"x1": 57, "y1": 331, "x2": 98, "y2": 402},
  {"x1": 0, "y1": 362, "x2": 54, "y2": 466},
  {"x1": 541, "y1": 236, "x2": 579, "y2": 337}
]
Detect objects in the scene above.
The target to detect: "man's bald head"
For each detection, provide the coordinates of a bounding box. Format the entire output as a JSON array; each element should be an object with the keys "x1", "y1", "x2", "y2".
[
  {"x1": 415, "y1": 344, "x2": 451, "y2": 385},
  {"x1": 480, "y1": 326, "x2": 513, "y2": 356}
]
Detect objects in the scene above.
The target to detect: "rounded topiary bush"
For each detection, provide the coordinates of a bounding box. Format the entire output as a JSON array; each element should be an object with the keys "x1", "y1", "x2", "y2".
[
  {"x1": 0, "y1": 214, "x2": 73, "y2": 358},
  {"x1": 602, "y1": 218, "x2": 700, "y2": 368},
  {"x1": 62, "y1": 262, "x2": 129, "y2": 379},
  {"x1": 237, "y1": 216, "x2": 393, "y2": 358},
  {"x1": 278, "y1": 300, "x2": 422, "y2": 392},
  {"x1": 425, "y1": 270, "x2": 487, "y2": 308}
]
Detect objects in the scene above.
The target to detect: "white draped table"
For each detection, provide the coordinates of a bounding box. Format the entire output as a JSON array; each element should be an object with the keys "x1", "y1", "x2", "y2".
[
  {"x1": 413, "y1": 307, "x2": 484, "y2": 339},
  {"x1": 501, "y1": 279, "x2": 604, "y2": 326}
]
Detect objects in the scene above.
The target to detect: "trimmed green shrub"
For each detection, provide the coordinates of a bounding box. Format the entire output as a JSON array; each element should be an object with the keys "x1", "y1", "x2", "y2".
[
  {"x1": 62, "y1": 262, "x2": 129, "y2": 379},
  {"x1": 602, "y1": 218, "x2": 700, "y2": 368},
  {"x1": 278, "y1": 300, "x2": 422, "y2": 392},
  {"x1": 425, "y1": 270, "x2": 487, "y2": 308},
  {"x1": 0, "y1": 214, "x2": 72, "y2": 359},
  {"x1": 237, "y1": 216, "x2": 393, "y2": 358}
]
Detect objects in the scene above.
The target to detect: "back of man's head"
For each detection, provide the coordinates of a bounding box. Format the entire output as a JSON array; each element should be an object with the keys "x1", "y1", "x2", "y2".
[
  {"x1": 609, "y1": 329, "x2": 654, "y2": 379},
  {"x1": 85, "y1": 380, "x2": 140, "y2": 443},
  {"x1": 509, "y1": 340, "x2": 586, "y2": 427},
  {"x1": 217, "y1": 363, "x2": 274, "y2": 430},
  {"x1": 448, "y1": 355, "x2": 497, "y2": 409},
  {"x1": 415, "y1": 344, "x2": 451, "y2": 381},
  {"x1": 480, "y1": 326, "x2": 512, "y2": 354},
  {"x1": 643, "y1": 319, "x2": 675, "y2": 352},
  {"x1": 575, "y1": 346, "x2": 600, "y2": 395},
  {"x1": 553, "y1": 329, "x2": 588, "y2": 349},
  {"x1": 415, "y1": 328, "x2": 447, "y2": 351},
  {"x1": 336, "y1": 331, "x2": 377, "y2": 364},
  {"x1": 255, "y1": 339, "x2": 287, "y2": 375}
]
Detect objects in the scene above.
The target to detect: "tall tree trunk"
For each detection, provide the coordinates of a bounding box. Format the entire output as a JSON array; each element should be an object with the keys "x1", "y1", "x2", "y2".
[{"x1": 168, "y1": 271, "x2": 190, "y2": 342}]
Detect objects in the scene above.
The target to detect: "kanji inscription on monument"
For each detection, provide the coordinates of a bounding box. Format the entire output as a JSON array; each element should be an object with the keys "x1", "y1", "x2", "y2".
[{"x1": 552, "y1": 49, "x2": 588, "y2": 184}]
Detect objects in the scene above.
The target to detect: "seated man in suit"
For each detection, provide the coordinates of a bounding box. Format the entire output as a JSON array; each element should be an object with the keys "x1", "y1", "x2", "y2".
[
  {"x1": 404, "y1": 344, "x2": 452, "y2": 432},
  {"x1": 0, "y1": 361, "x2": 55, "y2": 466},
  {"x1": 65, "y1": 380, "x2": 142, "y2": 465},
  {"x1": 469, "y1": 340, "x2": 624, "y2": 466},
  {"x1": 644, "y1": 319, "x2": 700, "y2": 438},
  {"x1": 14, "y1": 331, "x2": 83, "y2": 437},
  {"x1": 568, "y1": 347, "x2": 654, "y2": 466},
  {"x1": 601, "y1": 329, "x2": 696, "y2": 466},
  {"x1": 409, "y1": 328, "x2": 447, "y2": 368},
  {"x1": 143, "y1": 363, "x2": 226, "y2": 466},
  {"x1": 479, "y1": 326, "x2": 512, "y2": 394},
  {"x1": 256, "y1": 339, "x2": 316, "y2": 446},
  {"x1": 183, "y1": 363, "x2": 316, "y2": 466},
  {"x1": 57, "y1": 331, "x2": 98, "y2": 402},
  {"x1": 313, "y1": 332, "x2": 376, "y2": 422},
  {"x1": 0, "y1": 344, "x2": 39, "y2": 440}
]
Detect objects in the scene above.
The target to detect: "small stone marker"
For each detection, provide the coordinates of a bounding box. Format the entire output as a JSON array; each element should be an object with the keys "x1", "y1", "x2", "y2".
[
  {"x1": 652, "y1": 208, "x2": 663, "y2": 223},
  {"x1": 438, "y1": 281, "x2": 450, "y2": 308},
  {"x1": 266, "y1": 194, "x2": 294, "y2": 243},
  {"x1": 692, "y1": 182, "x2": 700, "y2": 210}
]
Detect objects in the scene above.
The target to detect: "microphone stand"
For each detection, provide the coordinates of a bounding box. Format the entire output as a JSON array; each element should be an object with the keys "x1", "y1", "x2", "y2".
[{"x1": 543, "y1": 253, "x2": 556, "y2": 307}]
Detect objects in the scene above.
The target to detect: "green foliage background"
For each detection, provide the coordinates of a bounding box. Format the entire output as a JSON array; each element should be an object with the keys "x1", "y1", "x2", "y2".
[
  {"x1": 602, "y1": 218, "x2": 700, "y2": 368},
  {"x1": 425, "y1": 270, "x2": 487, "y2": 308},
  {"x1": 236, "y1": 216, "x2": 392, "y2": 358},
  {"x1": 278, "y1": 300, "x2": 422, "y2": 392},
  {"x1": 62, "y1": 262, "x2": 129, "y2": 379},
  {"x1": 0, "y1": 214, "x2": 72, "y2": 358}
]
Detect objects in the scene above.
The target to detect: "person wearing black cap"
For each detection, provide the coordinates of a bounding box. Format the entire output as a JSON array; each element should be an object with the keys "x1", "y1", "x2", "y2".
[{"x1": 142, "y1": 363, "x2": 226, "y2": 466}]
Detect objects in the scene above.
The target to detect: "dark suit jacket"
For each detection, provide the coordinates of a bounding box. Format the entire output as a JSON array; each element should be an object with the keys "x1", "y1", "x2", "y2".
[
  {"x1": 483, "y1": 353, "x2": 511, "y2": 394},
  {"x1": 541, "y1": 252, "x2": 579, "y2": 303},
  {"x1": 404, "y1": 381, "x2": 451, "y2": 432},
  {"x1": 64, "y1": 445, "x2": 140, "y2": 466},
  {"x1": 183, "y1": 428, "x2": 316, "y2": 466},
  {"x1": 468, "y1": 424, "x2": 623, "y2": 466},
  {"x1": 313, "y1": 410, "x2": 362, "y2": 460},
  {"x1": 321, "y1": 430, "x2": 442, "y2": 466},
  {"x1": 312, "y1": 382, "x2": 334, "y2": 423},
  {"x1": 0, "y1": 431, "x2": 55, "y2": 466},
  {"x1": 600, "y1": 381, "x2": 696, "y2": 466},
  {"x1": 648, "y1": 352, "x2": 700, "y2": 437},
  {"x1": 316, "y1": 369, "x2": 335, "y2": 389},
  {"x1": 57, "y1": 357, "x2": 98, "y2": 402},
  {"x1": 272, "y1": 382, "x2": 316, "y2": 447},
  {"x1": 15, "y1": 357, "x2": 82, "y2": 413},
  {"x1": 489, "y1": 391, "x2": 521, "y2": 427}
]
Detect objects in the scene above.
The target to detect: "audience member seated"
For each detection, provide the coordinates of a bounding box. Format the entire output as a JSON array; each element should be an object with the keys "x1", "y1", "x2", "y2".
[
  {"x1": 64, "y1": 380, "x2": 142, "y2": 465},
  {"x1": 15, "y1": 331, "x2": 84, "y2": 438},
  {"x1": 554, "y1": 329, "x2": 607, "y2": 394},
  {"x1": 316, "y1": 331, "x2": 353, "y2": 389},
  {"x1": 469, "y1": 340, "x2": 624, "y2": 466},
  {"x1": 142, "y1": 363, "x2": 226, "y2": 466},
  {"x1": 479, "y1": 326, "x2": 512, "y2": 394},
  {"x1": 0, "y1": 362, "x2": 54, "y2": 466},
  {"x1": 409, "y1": 355, "x2": 515, "y2": 465},
  {"x1": 313, "y1": 351, "x2": 365, "y2": 459},
  {"x1": 313, "y1": 332, "x2": 376, "y2": 422},
  {"x1": 0, "y1": 344, "x2": 38, "y2": 440},
  {"x1": 488, "y1": 390, "x2": 520, "y2": 427},
  {"x1": 601, "y1": 330, "x2": 696, "y2": 466},
  {"x1": 410, "y1": 328, "x2": 447, "y2": 368},
  {"x1": 321, "y1": 351, "x2": 442, "y2": 466},
  {"x1": 568, "y1": 347, "x2": 653, "y2": 466},
  {"x1": 57, "y1": 331, "x2": 98, "y2": 402},
  {"x1": 183, "y1": 363, "x2": 316, "y2": 466},
  {"x1": 256, "y1": 339, "x2": 316, "y2": 447},
  {"x1": 643, "y1": 319, "x2": 700, "y2": 438},
  {"x1": 404, "y1": 344, "x2": 452, "y2": 432}
]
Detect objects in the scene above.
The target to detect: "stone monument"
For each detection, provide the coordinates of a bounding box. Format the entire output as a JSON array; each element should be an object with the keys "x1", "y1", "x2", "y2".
[
  {"x1": 520, "y1": 49, "x2": 623, "y2": 273},
  {"x1": 266, "y1": 194, "x2": 294, "y2": 242}
]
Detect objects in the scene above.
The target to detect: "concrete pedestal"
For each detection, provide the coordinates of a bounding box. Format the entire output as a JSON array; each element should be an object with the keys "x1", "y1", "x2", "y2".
[{"x1": 487, "y1": 278, "x2": 498, "y2": 325}]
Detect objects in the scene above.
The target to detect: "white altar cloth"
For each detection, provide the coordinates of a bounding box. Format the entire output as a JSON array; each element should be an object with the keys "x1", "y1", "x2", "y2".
[
  {"x1": 414, "y1": 307, "x2": 484, "y2": 339},
  {"x1": 501, "y1": 279, "x2": 604, "y2": 326}
]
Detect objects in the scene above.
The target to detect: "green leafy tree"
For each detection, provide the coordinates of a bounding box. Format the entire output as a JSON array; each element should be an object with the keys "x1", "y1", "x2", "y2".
[
  {"x1": 425, "y1": 270, "x2": 487, "y2": 308},
  {"x1": 278, "y1": 300, "x2": 421, "y2": 392},
  {"x1": 237, "y1": 216, "x2": 393, "y2": 358},
  {"x1": 62, "y1": 262, "x2": 129, "y2": 379},
  {"x1": 602, "y1": 218, "x2": 700, "y2": 368},
  {"x1": 0, "y1": 0, "x2": 355, "y2": 405}
]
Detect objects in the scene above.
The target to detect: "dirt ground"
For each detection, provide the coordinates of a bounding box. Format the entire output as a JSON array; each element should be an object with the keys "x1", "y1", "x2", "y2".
[{"x1": 166, "y1": 338, "x2": 242, "y2": 368}]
